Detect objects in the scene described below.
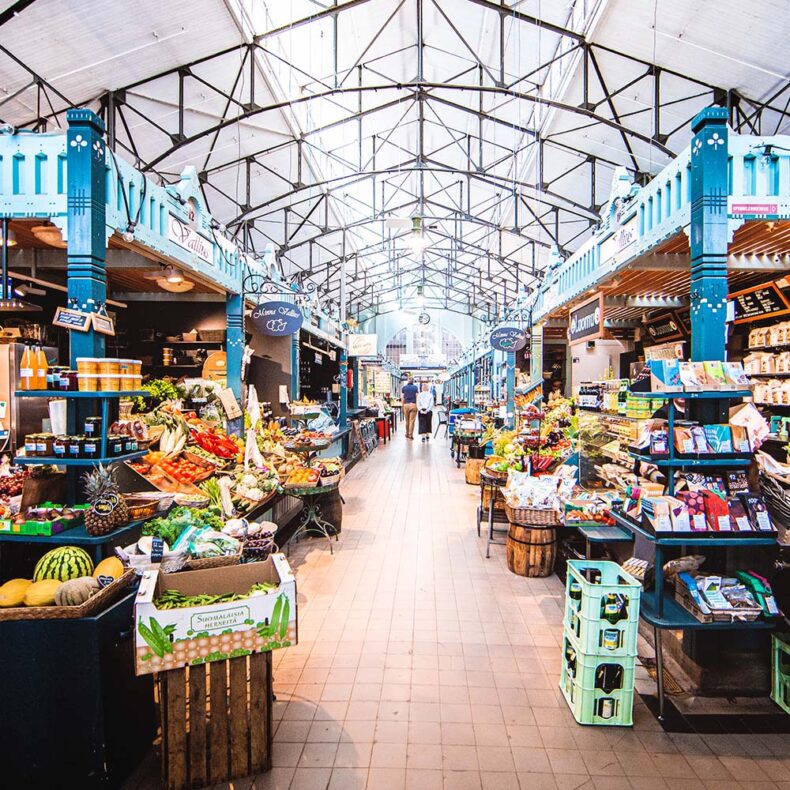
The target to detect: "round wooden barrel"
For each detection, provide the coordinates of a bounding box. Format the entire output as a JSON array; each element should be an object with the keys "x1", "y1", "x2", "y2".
[
  {"x1": 465, "y1": 458, "x2": 484, "y2": 485},
  {"x1": 506, "y1": 523, "x2": 557, "y2": 577},
  {"x1": 317, "y1": 489, "x2": 343, "y2": 534}
]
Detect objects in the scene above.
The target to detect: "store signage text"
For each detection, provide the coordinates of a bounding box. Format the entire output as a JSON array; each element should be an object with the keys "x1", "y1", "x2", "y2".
[
  {"x1": 250, "y1": 300, "x2": 304, "y2": 336},
  {"x1": 600, "y1": 216, "x2": 638, "y2": 265},
  {"x1": 489, "y1": 327, "x2": 527, "y2": 352},
  {"x1": 730, "y1": 203, "x2": 778, "y2": 216},
  {"x1": 645, "y1": 311, "x2": 687, "y2": 342},
  {"x1": 568, "y1": 294, "x2": 604, "y2": 344},
  {"x1": 168, "y1": 214, "x2": 213, "y2": 264}
]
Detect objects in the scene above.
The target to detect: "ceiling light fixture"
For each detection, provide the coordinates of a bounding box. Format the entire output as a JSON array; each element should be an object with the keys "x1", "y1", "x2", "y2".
[
  {"x1": 0, "y1": 227, "x2": 17, "y2": 247},
  {"x1": 0, "y1": 219, "x2": 39, "y2": 312},
  {"x1": 409, "y1": 217, "x2": 428, "y2": 253},
  {"x1": 31, "y1": 224, "x2": 66, "y2": 248},
  {"x1": 164, "y1": 265, "x2": 184, "y2": 284},
  {"x1": 122, "y1": 223, "x2": 136, "y2": 243}
]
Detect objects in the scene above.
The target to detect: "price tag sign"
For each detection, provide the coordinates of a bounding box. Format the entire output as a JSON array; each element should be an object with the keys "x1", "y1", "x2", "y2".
[
  {"x1": 90, "y1": 312, "x2": 115, "y2": 336},
  {"x1": 53, "y1": 306, "x2": 91, "y2": 332},
  {"x1": 218, "y1": 387, "x2": 243, "y2": 420},
  {"x1": 717, "y1": 515, "x2": 732, "y2": 532}
]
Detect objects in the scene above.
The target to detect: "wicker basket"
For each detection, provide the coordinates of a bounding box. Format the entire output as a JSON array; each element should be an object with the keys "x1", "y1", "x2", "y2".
[
  {"x1": 0, "y1": 569, "x2": 136, "y2": 622},
  {"x1": 198, "y1": 329, "x2": 226, "y2": 342},
  {"x1": 504, "y1": 502, "x2": 562, "y2": 527},
  {"x1": 122, "y1": 496, "x2": 160, "y2": 521},
  {"x1": 481, "y1": 486, "x2": 505, "y2": 511},
  {"x1": 182, "y1": 547, "x2": 242, "y2": 572}
]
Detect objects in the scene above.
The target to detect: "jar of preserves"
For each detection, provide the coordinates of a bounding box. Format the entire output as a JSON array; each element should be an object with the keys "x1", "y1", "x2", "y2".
[
  {"x1": 68, "y1": 435, "x2": 84, "y2": 459},
  {"x1": 82, "y1": 436, "x2": 99, "y2": 459},
  {"x1": 24, "y1": 434, "x2": 39, "y2": 457},
  {"x1": 123, "y1": 436, "x2": 138, "y2": 454},
  {"x1": 84, "y1": 416, "x2": 102, "y2": 437},
  {"x1": 36, "y1": 433, "x2": 55, "y2": 457},
  {"x1": 108, "y1": 433, "x2": 124, "y2": 457},
  {"x1": 53, "y1": 435, "x2": 68, "y2": 459}
]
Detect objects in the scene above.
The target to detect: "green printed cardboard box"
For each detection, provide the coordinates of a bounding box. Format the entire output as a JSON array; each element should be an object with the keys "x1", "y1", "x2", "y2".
[{"x1": 134, "y1": 554, "x2": 297, "y2": 675}]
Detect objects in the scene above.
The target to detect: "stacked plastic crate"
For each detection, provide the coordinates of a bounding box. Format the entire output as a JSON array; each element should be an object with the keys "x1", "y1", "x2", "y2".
[{"x1": 560, "y1": 560, "x2": 641, "y2": 726}]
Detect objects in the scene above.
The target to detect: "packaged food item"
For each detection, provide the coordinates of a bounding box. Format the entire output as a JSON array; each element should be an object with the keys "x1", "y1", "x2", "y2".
[
  {"x1": 703, "y1": 361, "x2": 727, "y2": 389},
  {"x1": 702, "y1": 489, "x2": 731, "y2": 531},
  {"x1": 98, "y1": 358, "x2": 120, "y2": 375},
  {"x1": 76, "y1": 357, "x2": 101, "y2": 375},
  {"x1": 649, "y1": 359, "x2": 682, "y2": 393},
  {"x1": 99, "y1": 373, "x2": 120, "y2": 392},
  {"x1": 739, "y1": 493, "x2": 774, "y2": 532},
  {"x1": 674, "y1": 426, "x2": 695, "y2": 455},
  {"x1": 690, "y1": 426, "x2": 711, "y2": 454},
  {"x1": 703, "y1": 425, "x2": 733, "y2": 454},
  {"x1": 727, "y1": 498, "x2": 752, "y2": 532},
  {"x1": 678, "y1": 361, "x2": 703, "y2": 391},
  {"x1": 726, "y1": 470, "x2": 750, "y2": 494},
  {"x1": 677, "y1": 491, "x2": 707, "y2": 531},
  {"x1": 78, "y1": 373, "x2": 100, "y2": 392},
  {"x1": 723, "y1": 361, "x2": 751, "y2": 389}
]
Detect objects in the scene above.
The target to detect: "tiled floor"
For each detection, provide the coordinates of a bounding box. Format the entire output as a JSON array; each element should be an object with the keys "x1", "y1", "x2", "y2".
[{"x1": 131, "y1": 434, "x2": 790, "y2": 789}]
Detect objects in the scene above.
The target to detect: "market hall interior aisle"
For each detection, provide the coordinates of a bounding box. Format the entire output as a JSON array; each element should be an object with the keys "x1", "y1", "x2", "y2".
[{"x1": 155, "y1": 437, "x2": 790, "y2": 790}]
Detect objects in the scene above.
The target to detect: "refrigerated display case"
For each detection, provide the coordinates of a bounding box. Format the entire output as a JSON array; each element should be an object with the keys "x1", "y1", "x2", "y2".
[{"x1": 0, "y1": 343, "x2": 58, "y2": 452}]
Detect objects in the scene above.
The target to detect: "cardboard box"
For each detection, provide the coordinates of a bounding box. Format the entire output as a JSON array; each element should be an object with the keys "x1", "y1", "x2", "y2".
[
  {"x1": 134, "y1": 554, "x2": 297, "y2": 676},
  {"x1": 649, "y1": 359, "x2": 682, "y2": 393}
]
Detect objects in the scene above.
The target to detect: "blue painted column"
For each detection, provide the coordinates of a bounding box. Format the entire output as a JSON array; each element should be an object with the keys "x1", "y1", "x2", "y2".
[
  {"x1": 66, "y1": 109, "x2": 107, "y2": 364},
  {"x1": 290, "y1": 333, "x2": 300, "y2": 401},
  {"x1": 338, "y1": 347, "x2": 348, "y2": 427},
  {"x1": 689, "y1": 107, "x2": 729, "y2": 362},
  {"x1": 351, "y1": 357, "x2": 360, "y2": 410},
  {"x1": 225, "y1": 293, "x2": 243, "y2": 401},
  {"x1": 505, "y1": 351, "x2": 516, "y2": 428}
]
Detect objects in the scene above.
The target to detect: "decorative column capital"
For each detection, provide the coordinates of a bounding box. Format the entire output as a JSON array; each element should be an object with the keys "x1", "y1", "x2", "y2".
[{"x1": 691, "y1": 106, "x2": 728, "y2": 134}]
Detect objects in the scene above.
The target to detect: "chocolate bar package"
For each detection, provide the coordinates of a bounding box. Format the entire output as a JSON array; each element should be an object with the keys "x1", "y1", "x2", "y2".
[
  {"x1": 740, "y1": 494, "x2": 775, "y2": 532},
  {"x1": 674, "y1": 427, "x2": 695, "y2": 455},
  {"x1": 678, "y1": 490, "x2": 709, "y2": 532},
  {"x1": 703, "y1": 425, "x2": 733, "y2": 454},
  {"x1": 678, "y1": 361, "x2": 704, "y2": 392},
  {"x1": 729, "y1": 424, "x2": 753, "y2": 453},
  {"x1": 724, "y1": 361, "x2": 751, "y2": 389},
  {"x1": 683, "y1": 472, "x2": 708, "y2": 492},
  {"x1": 705, "y1": 475, "x2": 727, "y2": 495},
  {"x1": 649, "y1": 359, "x2": 683, "y2": 393},
  {"x1": 703, "y1": 361, "x2": 727, "y2": 390},
  {"x1": 667, "y1": 496, "x2": 692, "y2": 532},
  {"x1": 691, "y1": 426, "x2": 712, "y2": 454},
  {"x1": 726, "y1": 471, "x2": 750, "y2": 495},
  {"x1": 702, "y1": 489, "x2": 731, "y2": 531},
  {"x1": 649, "y1": 429, "x2": 670, "y2": 456},
  {"x1": 727, "y1": 498, "x2": 752, "y2": 532}
]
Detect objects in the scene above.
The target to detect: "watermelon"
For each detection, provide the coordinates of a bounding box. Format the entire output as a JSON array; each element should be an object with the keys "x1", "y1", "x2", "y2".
[{"x1": 33, "y1": 546, "x2": 94, "y2": 582}]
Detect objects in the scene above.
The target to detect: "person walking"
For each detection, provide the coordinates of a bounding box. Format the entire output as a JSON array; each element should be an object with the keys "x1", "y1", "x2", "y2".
[
  {"x1": 402, "y1": 377, "x2": 419, "y2": 440},
  {"x1": 417, "y1": 383, "x2": 434, "y2": 442}
]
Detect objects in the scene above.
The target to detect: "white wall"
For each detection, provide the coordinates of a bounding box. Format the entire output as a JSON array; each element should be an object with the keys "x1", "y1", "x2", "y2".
[
  {"x1": 362, "y1": 309, "x2": 483, "y2": 355},
  {"x1": 569, "y1": 338, "x2": 634, "y2": 392}
]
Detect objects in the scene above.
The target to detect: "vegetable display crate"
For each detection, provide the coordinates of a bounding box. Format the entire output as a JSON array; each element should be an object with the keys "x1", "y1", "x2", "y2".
[
  {"x1": 566, "y1": 559, "x2": 641, "y2": 626},
  {"x1": 157, "y1": 651, "x2": 272, "y2": 789},
  {"x1": 559, "y1": 648, "x2": 635, "y2": 727},
  {"x1": 771, "y1": 633, "x2": 790, "y2": 715},
  {"x1": 0, "y1": 589, "x2": 156, "y2": 787}
]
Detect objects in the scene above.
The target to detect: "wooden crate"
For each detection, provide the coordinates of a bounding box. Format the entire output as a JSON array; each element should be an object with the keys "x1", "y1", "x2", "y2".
[{"x1": 158, "y1": 652, "x2": 272, "y2": 789}]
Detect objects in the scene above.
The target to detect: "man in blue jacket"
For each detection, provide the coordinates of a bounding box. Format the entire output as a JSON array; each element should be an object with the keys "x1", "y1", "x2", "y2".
[{"x1": 402, "y1": 377, "x2": 419, "y2": 440}]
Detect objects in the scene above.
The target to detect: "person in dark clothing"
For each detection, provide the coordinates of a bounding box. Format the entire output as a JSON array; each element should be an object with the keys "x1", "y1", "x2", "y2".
[{"x1": 402, "y1": 377, "x2": 419, "y2": 439}]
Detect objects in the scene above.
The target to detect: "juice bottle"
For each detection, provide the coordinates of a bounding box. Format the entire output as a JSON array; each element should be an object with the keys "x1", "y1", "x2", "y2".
[
  {"x1": 19, "y1": 345, "x2": 33, "y2": 391},
  {"x1": 35, "y1": 346, "x2": 48, "y2": 390}
]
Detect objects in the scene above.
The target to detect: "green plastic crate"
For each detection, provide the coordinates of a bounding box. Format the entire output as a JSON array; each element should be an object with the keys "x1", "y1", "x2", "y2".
[
  {"x1": 771, "y1": 633, "x2": 790, "y2": 715},
  {"x1": 560, "y1": 637, "x2": 635, "y2": 726},
  {"x1": 565, "y1": 600, "x2": 639, "y2": 658},
  {"x1": 566, "y1": 559, "x2": 641, "y2": 634}
]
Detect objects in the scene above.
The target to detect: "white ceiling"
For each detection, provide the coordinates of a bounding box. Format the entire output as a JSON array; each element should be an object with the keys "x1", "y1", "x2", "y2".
[{"x1": 1, "y1": 0, "x2": 789, "y2": 319}]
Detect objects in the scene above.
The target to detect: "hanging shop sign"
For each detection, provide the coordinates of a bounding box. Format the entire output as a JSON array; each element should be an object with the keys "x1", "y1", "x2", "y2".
[
  {"x1": 489, "y1": 327, "x2": 528, "y2": 352},
  {"x1": 168, "y1": 214, "x2": 213, "y2": 265},
  {"x1": 730, "y1": 202, "x2": 778, "y2": 216},
  {"x1": 729, "y1": 278, "x2": 790, "y2": 324},
  {"x1": 400, "y1": 353, "x2": 447, "y2": 368},
  {"x1": 250, "y1": 300, "x2": 303, "y2": 336},
  {"x1": 52, "y1": 306, "x2": 91, "y2": 332},
  {"x1": 644, "y1": 311, "x2": 687, "y2": 343},
  {"x1": 347, "y1": 333, "x2": 378, "y2": 356},
  {"x1": 90, "y1": 312, "x2": 115, "y2": 337},
  {"x1": 600, "y1": 215, "x2": 638, "y2": 266},
  {"x1": 568, "y1": 294, "x2": 604, "y2": 344}
]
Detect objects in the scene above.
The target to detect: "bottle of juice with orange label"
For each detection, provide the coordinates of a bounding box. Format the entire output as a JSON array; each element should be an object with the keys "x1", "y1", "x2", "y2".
[{"x1": 19, "y1": 345, "x2": 34, "y2": 391}]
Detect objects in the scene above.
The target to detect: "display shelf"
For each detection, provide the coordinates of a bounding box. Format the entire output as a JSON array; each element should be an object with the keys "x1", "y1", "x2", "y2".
[
  {"x1": 14, "y1": 451, "x2": 147, "y2": 466},
  {"x1": 15, "y1": 390, "x2": 147, "y2": 399},
  {"x1": 748, "y1": 372, "x2": 790, "y2": 378},
  {"x1": 629, "y1": 452, "x2": 752, "y2": 468},
  {"x1": 158, "y1": 341, "x2": 224, "y2": 346},
  {"x1": 749, "y1": 344, "x2": 790, "y2": 352},
  {"x1": 0, "y1": 518, "x2": 146, "y2": 547},
  {"x1": 611, "y1": 510, "x2": 777, "y2": 546},
  {"x1": 628, "y1": 390, "x2": 753, "y2": 399},
  {"x1": 639, "y1": 590, "x2": 775, "y2": 631}
]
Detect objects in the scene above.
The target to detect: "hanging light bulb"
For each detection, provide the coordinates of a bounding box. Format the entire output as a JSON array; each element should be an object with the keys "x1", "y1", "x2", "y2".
[
  {"x1": 0, "y1": 227, "x2": 17, "y2": 247},
  {"x1": 163, "y1": 265, "x2": 184, "y2": 284},
  {"x1": 122, "y1": 223, "x2": 136, "y2": 243},
  {"x1": 409, "y1": 216, "x2": 428, "y2": 253}
]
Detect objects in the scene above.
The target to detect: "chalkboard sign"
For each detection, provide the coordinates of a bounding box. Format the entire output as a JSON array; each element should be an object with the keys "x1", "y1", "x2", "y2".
[
  {"x1": 645, "y1": 311, "x2": 686, "y2": 342},
  {"x1": 730, "y1": 281, "x2": 790, "y2": 324},
  {"x1": 90, "y1": 313, "x2": 115, "y2": 336},
  {"x1": 53, "y1": 306, "x2": 91, "y2": 332}
]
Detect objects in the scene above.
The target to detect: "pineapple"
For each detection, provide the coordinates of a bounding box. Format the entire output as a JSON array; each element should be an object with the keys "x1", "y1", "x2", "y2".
[{"x1": 82, "y1": 464, "x2": 129, "y2": 536}]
